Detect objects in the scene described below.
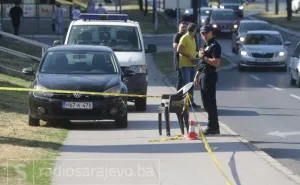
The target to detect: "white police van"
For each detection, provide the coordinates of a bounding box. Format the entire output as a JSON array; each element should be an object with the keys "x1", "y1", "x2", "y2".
[{"x1": 53, "y1": 14, "x2": 157, "y2": 111}]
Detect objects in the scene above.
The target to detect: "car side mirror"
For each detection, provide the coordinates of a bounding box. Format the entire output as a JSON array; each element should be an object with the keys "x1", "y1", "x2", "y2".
[
  {"x1": 53, "y1": 40, "x2": 61, "y2": 46},
  {"x1": 123, "y1": 69, "x2": 135, "y2": 77},
  {"x1": 22, "y1": 67, "x2": 34, "y2": 76},
  {"x1": 284, "y1": 41, "x2": 291, "y2": 46},
  {"x1": 145, "y1": 44, "x2": 157, "y2": 53}
]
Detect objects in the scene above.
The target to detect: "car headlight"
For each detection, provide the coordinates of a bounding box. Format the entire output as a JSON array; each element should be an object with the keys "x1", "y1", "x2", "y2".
[
  {"x1": 103, "y1": 85, "x2": 121, "y2": 98},
  {"x1": 201, "y1": 19, "x2": 205, "y2": 23},
  {"x1": 240, "y1": 50, "x2": 248, "y2": 56},
  {"x1": 239, "y1": 37, "x2": 245, "y2": 42},
  {"x1": 279, "y1": 51, "x2": 285, "y2": 56},
  {"x1": 212, "y1": 24, "x2": 217, "y2": 28},
  {"x1": 184, "y1": 10, "x2": 190, "y2": 14},
  {"x1": 128, "y1": 65, "x2": 147, "y2": 73},
  {"x1": 233, "y1": 24, "x2": 238, "y2": 29},
  {"x1": 33, "y1": 85, "x2": 54, "y2": 98},
  {"x1": 220, "y1": 5, "x2": 225, "y2": 9},
  {"x1": 239, "y1": 6, "x2": 243, "y2": 9}
]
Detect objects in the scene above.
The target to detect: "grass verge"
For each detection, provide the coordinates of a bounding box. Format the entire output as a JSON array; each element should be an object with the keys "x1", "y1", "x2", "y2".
[
  {"x1": 152, "y1": 51, "x2": 232, "y2": 76},
  {"x1": 251, "y1": 12, "x2": 300, "y2": 32},
  {"x1": 0, "y1": 73, "x2": 68, "y2": 185},
  {"x1": 121, "y1": 5, "x2": 176, "y2": 34}
]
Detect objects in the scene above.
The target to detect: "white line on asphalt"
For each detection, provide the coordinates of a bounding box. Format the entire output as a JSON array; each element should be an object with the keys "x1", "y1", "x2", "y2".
[
  {"x1": 267, "y1": 84, "x2": 282, "y2": 91},
  {"x1": 249, "y1": 75, "x2": 260, "y2": 80},
  {"x1": 289, "y1": 94, "x2": 300, "y2": 100}
]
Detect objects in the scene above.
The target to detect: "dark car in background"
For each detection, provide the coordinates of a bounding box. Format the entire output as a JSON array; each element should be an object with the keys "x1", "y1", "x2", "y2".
[
  {"x1": 182, "y1": 7, "x2": 213, "y2": 26},
  {"x1": 22, "y1": 45, "x2": 135, "y2": 128},
  {"x1": 219, "y1": 0, "x2": 245, "y2": 18},
  {"x1": 208, "y1": 8, "x2": 239, "y2": 37},
  {"x1": 232, "y1": 20, "x2": 272, "y2": 53}
]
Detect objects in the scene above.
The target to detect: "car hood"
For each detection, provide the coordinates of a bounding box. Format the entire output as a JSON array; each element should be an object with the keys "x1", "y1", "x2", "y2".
[
  {"x1": 200, "y1": 15, "x2": 209, "y2": 20},
  {"x1": 36, "y1": 73, "x2": 120, "y2": 92},
  {"x1": 237, "y1": 32, "x2": 247, "y2": 37},
  {"x1": 211, "y1": 19, "x2": 237, "y2": 24},
  {"x1": 220, "y1": 3, "x2": 241, "y2": 6},
  {"x1": 242, "y1": 45, "x2": 286, "y2": 53},
  {"x1": 114, "y1": 52, "x2": 145, "y2": 66}
]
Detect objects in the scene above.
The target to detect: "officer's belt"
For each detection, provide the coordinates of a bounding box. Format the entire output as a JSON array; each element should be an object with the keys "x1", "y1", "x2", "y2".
[{"x1": 198, "y1": 68, "x2": 216, "y2": 80}]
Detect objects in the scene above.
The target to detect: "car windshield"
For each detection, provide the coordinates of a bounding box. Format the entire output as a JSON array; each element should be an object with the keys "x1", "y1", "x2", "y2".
[
  {"x1": 212, "y1": 11, "x2": 236, "y2": 20},
  {"x1": 40, "y1": 50, "x2": 119, "y2": 74},
  {"x1": 67, "y1": 25, "x2": 142, "y2": 52},
  {"x1": 240, "y1": 23, "x2": 270, "y2": 32},
  {"x1": 201, "y1": 9, "x2": 211, "y2": 15},
  {"x1": 244, "y1": 34, "x2": 283, "y2": 45}
]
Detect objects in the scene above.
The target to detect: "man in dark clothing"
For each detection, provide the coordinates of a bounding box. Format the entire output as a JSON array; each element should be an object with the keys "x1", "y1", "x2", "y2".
[
  {"x1": 9, "y1": 2, "x2": 23, "y2": 36},
  {"x1": 194, "y1": 25, "x2": 221, "y2": 135},
  {"x1": 173, "y1": 22, "x2": 187, "y2": 91}
]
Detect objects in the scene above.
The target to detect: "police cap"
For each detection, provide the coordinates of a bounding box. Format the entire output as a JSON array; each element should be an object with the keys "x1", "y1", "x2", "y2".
[{"x1": 200, "y1": 25, "x2": 212, "y2": 33}]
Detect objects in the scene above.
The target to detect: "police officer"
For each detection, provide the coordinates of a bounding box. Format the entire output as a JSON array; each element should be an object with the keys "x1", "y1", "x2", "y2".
[{"x1": 194, "y1": 25, "x2": 221, "y2": 135}]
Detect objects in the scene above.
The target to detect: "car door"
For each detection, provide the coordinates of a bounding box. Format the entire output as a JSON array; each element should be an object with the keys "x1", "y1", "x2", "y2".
[{"x1": 290, "y1": 42, "x2": 300, "y2": 78}]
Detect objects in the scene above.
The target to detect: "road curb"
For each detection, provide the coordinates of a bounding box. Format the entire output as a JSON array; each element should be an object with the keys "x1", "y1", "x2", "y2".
[
  {"x1": 162, "y1": 56, "x2": 300, "y2": 185},
  {"x1": 248, "y1": 16, "x2": 300, "y2": 38}
]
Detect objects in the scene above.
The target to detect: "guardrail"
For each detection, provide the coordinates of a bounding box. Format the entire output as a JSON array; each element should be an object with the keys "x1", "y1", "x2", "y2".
[
  {"x1": 0, "y1": 30, "x2": 51, "y2": 79},
  {"x1": 0, "y1": 46, "x2": 42, "y2": 61},
  {"x1": 0, "y1": 30, "x2": 50, "y2": 61}
]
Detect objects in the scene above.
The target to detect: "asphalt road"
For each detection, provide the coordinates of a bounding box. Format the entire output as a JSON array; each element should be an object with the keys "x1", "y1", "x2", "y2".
[
  {"x1": 140, "y1": 12, "x2": 300, "y2": 177},
  {"x1": 22, "y1": 11, "x2": 300, "y2": 177}
]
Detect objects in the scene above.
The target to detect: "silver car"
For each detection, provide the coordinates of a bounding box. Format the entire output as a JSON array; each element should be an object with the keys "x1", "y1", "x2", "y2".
[
  {"x1": 237, "y1": 30, "x2": 291, "y2": 71},
  {"x1": 232, "y1": 20, "x2": 272, "y2": 54},
  {"x1": 289, "y1": 41, "x2": 300, "y2": 87}
]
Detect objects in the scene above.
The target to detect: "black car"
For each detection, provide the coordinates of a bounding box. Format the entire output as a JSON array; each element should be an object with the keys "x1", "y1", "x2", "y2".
[
  {"x1": 231, "y1": 20, "x2": 272, "y2": 53},
  {"x1": 22, "y1": 45, "x2": 135, "y2": 128},
  {"x1": 218, "y1": 0, "x2": 245, "y2": 18}
]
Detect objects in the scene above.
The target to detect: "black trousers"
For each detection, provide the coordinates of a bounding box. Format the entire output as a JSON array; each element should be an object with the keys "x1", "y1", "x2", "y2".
[
  {"x1": 199, "y1": 71, "x2": 219, "y2": 130},
  {"x1": 176, "y1": 67, "x2": 184, "y2": 91},
  {"x1": 12, "y1": 23, "x2": 20, "y2": 36}
]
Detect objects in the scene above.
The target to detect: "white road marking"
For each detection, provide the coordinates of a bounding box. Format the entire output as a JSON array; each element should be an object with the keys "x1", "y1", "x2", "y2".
[
  {"x1": 249, "y1": 75, "x2": 260, "y2": 80},
  {"x1": 289, "y1": 94, "x2": 300, "y2": 100},
  {"x1": 267, "y1": 84, "x2": 282, "y2": 91}
]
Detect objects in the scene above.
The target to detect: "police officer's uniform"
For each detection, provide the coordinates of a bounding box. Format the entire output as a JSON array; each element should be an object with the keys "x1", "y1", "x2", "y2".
[{"x1": 197, "y1": 26, "x2": 221, "y2": 135}]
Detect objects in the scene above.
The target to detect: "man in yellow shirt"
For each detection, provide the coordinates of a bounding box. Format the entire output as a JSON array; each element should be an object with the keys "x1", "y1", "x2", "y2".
[{"x1": 177, "y1": 23, "x2": 201, "y2": 108}]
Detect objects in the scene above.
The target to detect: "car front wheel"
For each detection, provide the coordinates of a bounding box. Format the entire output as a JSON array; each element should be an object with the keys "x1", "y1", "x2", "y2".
[
  {"x1": 296, "y1": 71, "x2": 300, "y2": 87},
  {"x1": 115, "y1": 98, "x2": 128, "y2": 128},
  {"x1": 290, "y1": 73, "x2": 296, "y2": 85},
  {"x1": 29, "y1": 115, "x2": 40, "y2": 126}
]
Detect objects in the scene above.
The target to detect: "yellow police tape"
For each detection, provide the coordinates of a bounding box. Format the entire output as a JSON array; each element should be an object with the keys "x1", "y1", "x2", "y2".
[
  {"x1": 0, "y1": 87, "x2": 161, "y2": 98},
  {"x1": 149, "y1": 93, "x2": 233, "y2": 185},
  {"x1": 0, "y1": 87, "x2": 232, "y2": 185},
  {"x1": 148, "y1": 134, "x2": 184, "y2": 142}
]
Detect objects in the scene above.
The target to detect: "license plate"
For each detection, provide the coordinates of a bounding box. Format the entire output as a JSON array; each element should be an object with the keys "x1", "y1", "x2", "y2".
[
  {"x1": 256, "y1": 58, "x2": 269, "y2": 62},
  {"x1": 62, "y1": 102, "x2": 93, "y2": 109}
]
